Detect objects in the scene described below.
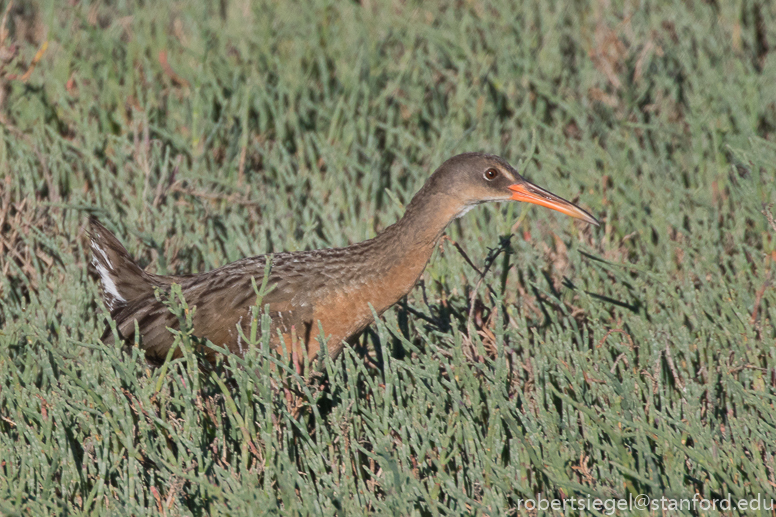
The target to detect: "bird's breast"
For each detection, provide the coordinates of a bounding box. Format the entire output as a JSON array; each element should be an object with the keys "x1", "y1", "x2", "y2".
[{"x1": 305, "y1": 257, "x2": 428, "y2": 358}]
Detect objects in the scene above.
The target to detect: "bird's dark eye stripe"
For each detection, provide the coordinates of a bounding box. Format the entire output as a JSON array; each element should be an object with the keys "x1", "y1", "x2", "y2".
[{"x1": 484, "y1": 168, "x2": 499, "y2": 180}]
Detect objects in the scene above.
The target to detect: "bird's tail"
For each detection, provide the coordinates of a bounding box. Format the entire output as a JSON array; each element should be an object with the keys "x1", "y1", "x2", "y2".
[{"x1": 88, "y1": 218, "x2": 155, "y2": 313}]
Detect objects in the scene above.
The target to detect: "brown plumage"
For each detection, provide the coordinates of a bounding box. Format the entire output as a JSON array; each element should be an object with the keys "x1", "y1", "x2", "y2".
[{"x1": 90, "y1": 153, "x2": 598, "y2": 365}]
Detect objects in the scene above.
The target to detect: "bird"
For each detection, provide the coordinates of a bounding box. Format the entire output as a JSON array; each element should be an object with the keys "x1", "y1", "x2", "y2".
[{"x1": 90, "y1": 152, "x2": 598, "y2": 367}]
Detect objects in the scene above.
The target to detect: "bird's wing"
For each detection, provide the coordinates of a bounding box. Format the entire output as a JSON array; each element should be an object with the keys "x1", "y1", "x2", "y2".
[{"x1": 103, "y1": 264, "x2": 314, "y2": 363}]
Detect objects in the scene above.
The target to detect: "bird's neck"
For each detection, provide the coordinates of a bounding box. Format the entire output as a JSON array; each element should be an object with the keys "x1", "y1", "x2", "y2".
[
  {"x1": 351, "y1": 192, "x2": 464, "y2": 311},
  {"x1": 385, "y1": 191, "x2": 464, "y2": 251}
]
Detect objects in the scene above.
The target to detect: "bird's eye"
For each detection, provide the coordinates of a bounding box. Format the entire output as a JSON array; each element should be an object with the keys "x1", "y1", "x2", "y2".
[{"x1": 484, "y1": 168, "x2": 499, "y2": 181}]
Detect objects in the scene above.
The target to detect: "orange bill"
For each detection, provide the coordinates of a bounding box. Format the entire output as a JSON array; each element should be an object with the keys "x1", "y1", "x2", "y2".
[{"x1": 508, "y1": 182, "x2": 599, "y2": 226}]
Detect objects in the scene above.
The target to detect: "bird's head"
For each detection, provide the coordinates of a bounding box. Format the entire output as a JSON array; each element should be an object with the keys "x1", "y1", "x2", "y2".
[{"x1": 430, "y1": 153, "x2": 599, "y2": 226}]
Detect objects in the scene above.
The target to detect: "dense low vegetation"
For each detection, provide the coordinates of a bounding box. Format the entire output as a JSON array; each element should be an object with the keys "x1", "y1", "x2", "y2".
[{"x1": 1, "y1": 0, "x2": 775, "y2": 514}]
